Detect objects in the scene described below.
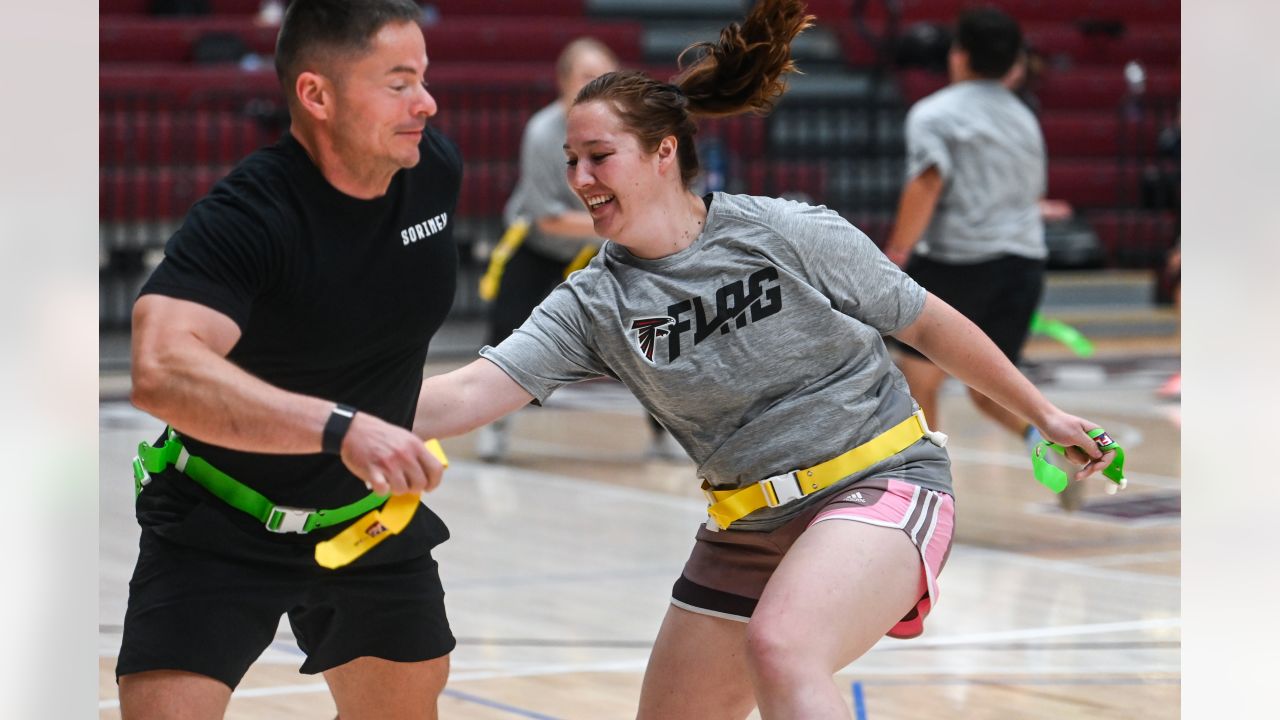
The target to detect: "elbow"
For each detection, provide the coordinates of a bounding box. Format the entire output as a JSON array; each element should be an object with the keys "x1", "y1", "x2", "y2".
[{"x1": 129, "y1": 353, "x2": 170, "y2": 417}]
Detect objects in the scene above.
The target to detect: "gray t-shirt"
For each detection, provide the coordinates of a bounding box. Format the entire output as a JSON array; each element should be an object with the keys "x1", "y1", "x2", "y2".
[
  {"x1": 503, "y1": 101, "x2": 600, "y2": 263},
  {"x1": 906, "y1": 80, "x2": 1047, "y2": 263},
  {"x1": 481, "y1": 193, "x2": 952, "y2": 530}
]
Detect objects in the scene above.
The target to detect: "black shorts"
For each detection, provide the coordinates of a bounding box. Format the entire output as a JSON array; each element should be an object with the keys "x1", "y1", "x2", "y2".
[
  {"x1": 116, "y1": 526, "x2": 456, "y2": 689},
  {"x1": 895, "y1": 254, "x2": 1045, "y2": 364}
]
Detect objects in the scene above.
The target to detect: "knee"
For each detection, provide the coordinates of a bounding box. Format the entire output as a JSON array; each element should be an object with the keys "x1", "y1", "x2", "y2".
[{"x1": 745, "y1": 618, "x2": 812, "y2": 687}]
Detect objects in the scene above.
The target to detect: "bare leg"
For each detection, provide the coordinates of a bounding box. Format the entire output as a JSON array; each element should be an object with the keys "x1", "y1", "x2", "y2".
[
  {"x1": 324, "y1": 655, "x2": 450, "y2": 720},
  {"x1": 896, "y1": 354, "x2": 948, "y2": 429},
  {"x1": 637, "y1": 605, "x2": 757, "y2": 720},
  {"x1": 118, "y1": 670, "x2": 231, "y2": 720},
  {"x1": 746, "y1": 520, "x2": 922, "y2": 719}
]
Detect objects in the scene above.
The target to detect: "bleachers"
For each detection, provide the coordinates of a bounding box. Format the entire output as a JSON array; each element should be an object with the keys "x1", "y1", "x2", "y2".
[
  {"x1": 99, "y1": 0, "x2": 1180, "y2": 327},
  {"x1": 896, "y1": 66, "x2": 1180, "y2": 111},
  {"x1": 101, "y1": 17, "x2": 644, "y2": 65}
]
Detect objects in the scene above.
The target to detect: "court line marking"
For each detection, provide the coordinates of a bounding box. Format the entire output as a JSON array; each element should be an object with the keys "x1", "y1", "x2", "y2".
[
  {"x1": 853, "y1": 676, "x2": 1181, "y2": 686},
  {"x1": 876, "y1": 617, "x2": 1181, "y2": 650},
  {"x1": 99, "y1": 618, "x2": 1181, "y2": 708},
  {"x1": 959, "y1": 544, "x2": 1180, "y2": 587},
  {"x1": 1070, "y1": 550, "x2": 1181, "y2": 567},
  {"x1": 99, "y1": 683, "x2": 564, "y2": 719},
  {"x1": 455, "y1": 462, "x2": 1180, "y2": 587}
]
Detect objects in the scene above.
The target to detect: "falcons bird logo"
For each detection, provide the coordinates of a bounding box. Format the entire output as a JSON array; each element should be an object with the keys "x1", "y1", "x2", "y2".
[{"x1": 630, "y1": 317, "x2": 675, "y2": 363}]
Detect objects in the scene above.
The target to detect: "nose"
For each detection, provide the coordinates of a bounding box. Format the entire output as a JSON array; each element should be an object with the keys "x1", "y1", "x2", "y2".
[
  {"x1": 414, "y1": 84, "x2": 438, "y2": 119},
  {"x1": 567, "y1": 159, "x2": 593, "y2": 191}
]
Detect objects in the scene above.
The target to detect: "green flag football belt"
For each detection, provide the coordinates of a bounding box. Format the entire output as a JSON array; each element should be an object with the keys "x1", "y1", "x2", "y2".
[
  {"x1": 1031, "y1": 428, "x2": 1127, "y2": 494},
  {"x1": 132, "y1": 427, "x2": 387, "y2": 534}
]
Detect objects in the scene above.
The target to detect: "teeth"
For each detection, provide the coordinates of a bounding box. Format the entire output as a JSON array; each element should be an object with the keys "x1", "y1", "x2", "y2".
[{"x1": 585, "y1": 194, "x2": 614, "y2": 209}]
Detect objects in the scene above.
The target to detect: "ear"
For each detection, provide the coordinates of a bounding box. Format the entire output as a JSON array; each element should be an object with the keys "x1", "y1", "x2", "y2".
[
  {"x1": 655, "y1": 135, "x2": 678, "y2": 174},
  {"x1": 294, "y1": 71, "x2": 333, "y2": 122}
]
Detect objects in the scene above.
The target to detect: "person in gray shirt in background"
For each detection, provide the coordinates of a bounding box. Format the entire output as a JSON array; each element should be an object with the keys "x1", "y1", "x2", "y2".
[
  {"x1": 477, "y1": 38, "x2": 683, "y2": 462},
  {"x1": 413, "y1": 1, "x2": 1113, "y2": 716},
  {"x1": 881, "y1": 8, "x2": 1080, "y2": 506}
]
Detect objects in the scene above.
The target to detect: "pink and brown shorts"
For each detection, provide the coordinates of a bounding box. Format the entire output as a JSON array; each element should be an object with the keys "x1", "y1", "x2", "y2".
[{"x1": 672, "y1": 477, "x2": 955, "y2": 639}]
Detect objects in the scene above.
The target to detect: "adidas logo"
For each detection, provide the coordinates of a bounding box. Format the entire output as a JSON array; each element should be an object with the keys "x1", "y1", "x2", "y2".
[{"x1": 845, "y1": 491, "x2": 867, "y2": 504}]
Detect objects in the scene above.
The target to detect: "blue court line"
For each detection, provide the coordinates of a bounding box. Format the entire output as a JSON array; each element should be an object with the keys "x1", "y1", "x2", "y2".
[
  {"x1": 857, "y1": 677, "x2": 1180, "y2": 687},
  {"x1": 852, "y1": 680, "x2": 868, "y2": 720},
  {"x1": 442, "y1": 687, "x2": 562, "y2": 720}
]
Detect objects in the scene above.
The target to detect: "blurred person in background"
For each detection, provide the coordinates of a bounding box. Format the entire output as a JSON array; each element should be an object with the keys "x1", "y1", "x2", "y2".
[
  {"x1": 477, "y1": 38, "x2": 685, "y2": 462},
  {"x1": 118, "y1": 1, "x2": 460, "y2": 717},
  {"x1": 881, "y1": 8, "x2": 1086, "y2": 509}
]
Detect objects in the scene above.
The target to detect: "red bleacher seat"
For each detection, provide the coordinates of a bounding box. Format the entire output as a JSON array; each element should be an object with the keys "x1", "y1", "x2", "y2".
[
  {"x1": 744, "y1": 162, "x2": 829, "y2": 202},
  {"x1": 699, "y1": 115, "x2": 769, "y2": 161},
  {"x1": 1086, "y1": 209, "x2": 1178, "y2": 263},
  {"x1": 100, "y1": 166, "x2": 231, "y2": 222},
  {"x1": 430, "y1": 0, "x2": 584, "y2": 17},
  {"x1": 100, "y1": 110, "x2": 275, "y2": 167},
  {"x1": 101, "y1": 18, "x2": 279, "y2": 63},
  {"x1": 457, "y1": 163, "x2": 520, "y2": 217},
  {"x1": 1025, "y1": 23, "x2": 1180, "y2": 68},
  {"x1": 1041, "y1": 113, "x2": 1120, "y2": 157},
  {"x1": 101, "y1": 0, "x2": 263, "y2": 15},
  {"x1": 430, "y1": 110, "x2": 528, "y2": 162},
  {"x1": 897, "y1": 67, "x2": 1179, "y2": 110},
  {"x1": 102, "y1": 0, "x2": 585, "y2": 17},
  {"x1": 100, "y1": 17, "x2": 644, "y2": 65},
  {"x1": 1048, "y1": 160, "x2": 1122, "y2": 208},
  {"x1": 860, "y1": 0, "x2": 1178, "y2": 24},
  {"x1": 801, "y1": 0, "x2": 854, "y2": 24}
]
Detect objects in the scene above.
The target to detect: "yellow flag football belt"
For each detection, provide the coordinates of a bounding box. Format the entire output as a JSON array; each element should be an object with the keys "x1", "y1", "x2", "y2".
[
  {"x1": 133, "y1": 428, "x2": 448, "y2": 569},
  {"x1": 701, "y1": 410, "x2": 948, "y2": 531}
]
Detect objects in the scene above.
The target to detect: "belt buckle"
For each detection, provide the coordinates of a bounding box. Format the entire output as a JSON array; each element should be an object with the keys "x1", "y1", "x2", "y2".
[
  {"x1": 266, "y1": 506, "x2": 314, "y2": 534},
  {"x1": 760, "y1": 472, "x2": 803, "y2": 507}
]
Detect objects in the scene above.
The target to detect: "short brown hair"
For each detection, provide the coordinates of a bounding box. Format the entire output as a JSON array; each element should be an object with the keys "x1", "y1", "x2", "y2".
[{"x1": 274, "y1": 0, "x2": 423, "y2": 97}]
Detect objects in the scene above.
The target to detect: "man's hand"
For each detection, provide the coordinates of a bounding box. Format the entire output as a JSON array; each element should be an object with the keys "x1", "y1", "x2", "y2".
[{"x1": 340, "y1": 413, "x2": 445, "y2": 495}]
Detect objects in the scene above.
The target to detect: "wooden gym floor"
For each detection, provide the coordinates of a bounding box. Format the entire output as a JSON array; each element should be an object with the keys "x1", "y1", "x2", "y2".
[{"x1": 99, "y1": 353, "x2": 1180, "y2": 719}]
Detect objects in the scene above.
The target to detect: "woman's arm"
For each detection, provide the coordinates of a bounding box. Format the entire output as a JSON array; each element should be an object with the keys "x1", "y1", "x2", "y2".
[
  {"x1": 893, "y1": 293, "x2": 1112, "y2": 476},
  {"x1": 413, "y1": 359, "x2": 535, "y2": 440}
]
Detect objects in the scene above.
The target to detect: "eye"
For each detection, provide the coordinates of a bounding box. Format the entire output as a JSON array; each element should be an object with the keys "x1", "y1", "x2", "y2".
[
  {"x1": 591, "y1": 153, "x2": 611, "y2": 163},
  {"x1": 565, "y1": 157, "x2": 578, "y2": 167}
]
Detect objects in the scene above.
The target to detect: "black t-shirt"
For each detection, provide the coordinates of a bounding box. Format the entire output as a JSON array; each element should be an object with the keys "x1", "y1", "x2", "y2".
[{"x1": 136, "y1": 127, "x2": 461, "y2": 566}]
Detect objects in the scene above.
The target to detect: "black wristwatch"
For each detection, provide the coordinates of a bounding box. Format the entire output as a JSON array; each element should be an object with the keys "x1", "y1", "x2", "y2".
[{"x1": 322, "y1": 404, "x2": 357, "y2": 455}]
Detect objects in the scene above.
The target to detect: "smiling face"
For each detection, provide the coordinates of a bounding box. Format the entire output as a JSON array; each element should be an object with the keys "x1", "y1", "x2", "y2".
[
  {"x1": 324, "y1": 20, "x2": 438, "y2": 174},
  {"x1": 564, "y1": 100, "x2": 672, "y2": 243}
]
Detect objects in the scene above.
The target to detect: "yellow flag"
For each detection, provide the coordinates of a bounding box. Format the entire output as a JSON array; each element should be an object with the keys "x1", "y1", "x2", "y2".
[{"x1": 314, "y1": 439, "x2": 448, "y2": 569}]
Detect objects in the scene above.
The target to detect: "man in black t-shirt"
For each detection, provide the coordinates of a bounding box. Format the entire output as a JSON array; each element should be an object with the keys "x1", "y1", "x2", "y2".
[{"x1": 119, "y1": 2, "x2": 461, "y2": 717}]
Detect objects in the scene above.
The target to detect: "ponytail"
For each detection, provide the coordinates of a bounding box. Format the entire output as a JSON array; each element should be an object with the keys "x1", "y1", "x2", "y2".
[
  {"x1": 574, "y1": 0, "x2": 813, "y2": 186},
  {"x1": 675, "y1": 0, "x2": 815, "y2": 118}
]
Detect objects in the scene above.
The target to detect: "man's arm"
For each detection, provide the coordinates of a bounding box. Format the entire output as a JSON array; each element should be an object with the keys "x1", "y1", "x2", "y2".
[
  {"x1": 892, "y1": 293, "x2": 1111, "y2": 477},
  {"x1": 131, "y1": 294, "x2": 443, "y2": 495},
  {"x1": 413, "y1": 359, "x2": 534, "y2": 440},
  {"x1": 882, "y1": 166, "x2": 943, "y2": 268}
]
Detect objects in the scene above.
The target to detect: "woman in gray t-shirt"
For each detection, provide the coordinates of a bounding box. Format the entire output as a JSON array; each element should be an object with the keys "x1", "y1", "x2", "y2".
[{"x1": 412, "y1": 1, "x2": 1115, "y2": 716}]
